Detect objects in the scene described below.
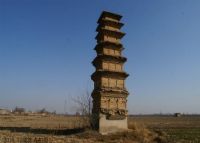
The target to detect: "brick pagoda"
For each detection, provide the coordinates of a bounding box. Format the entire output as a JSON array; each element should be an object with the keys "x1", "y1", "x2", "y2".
[{"x1": 91, "y1": 11, "x2": 129, "y2": 134}]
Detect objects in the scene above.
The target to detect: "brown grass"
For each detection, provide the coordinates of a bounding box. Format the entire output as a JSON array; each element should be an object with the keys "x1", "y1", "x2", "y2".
[
  {"x1": 0, "y1": 115, "x2": 168, "y2": 143},
  {"x1": 129, "y1": 115, "x2": 200, "y2": 143}
]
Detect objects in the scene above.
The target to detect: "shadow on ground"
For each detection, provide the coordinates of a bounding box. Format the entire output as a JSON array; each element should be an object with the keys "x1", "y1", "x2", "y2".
[{"x1": 0, "y1": 127, "x2": 85, "y2": 135}]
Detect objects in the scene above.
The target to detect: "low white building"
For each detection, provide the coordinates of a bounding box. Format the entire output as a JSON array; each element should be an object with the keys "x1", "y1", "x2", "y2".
[{"x1": 0, "y1": 109, "x2": 11, "y2": 115}]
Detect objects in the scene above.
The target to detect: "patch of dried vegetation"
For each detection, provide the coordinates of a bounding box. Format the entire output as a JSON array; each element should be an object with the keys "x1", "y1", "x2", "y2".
[
  {"x1": 0, "y1": 115, "x2": 168, "y2": 143},
  {"x1": 128, "y1": 121, "x2": 167, "y2": 143},
  {"x1": 0, "y1": 125, "x2": 167, "y2": 143}
]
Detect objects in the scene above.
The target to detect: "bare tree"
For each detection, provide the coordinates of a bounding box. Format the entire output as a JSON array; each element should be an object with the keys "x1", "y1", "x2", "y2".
[
  {"x1": 73, "y1": 91, "x2": 92, "y2": 116},
  {"x1": 38, "y1": 108, "x2": 48, "y2": 114},
  {"x1": 72, "y1": 91, "x2": 93, "y2": 128}
]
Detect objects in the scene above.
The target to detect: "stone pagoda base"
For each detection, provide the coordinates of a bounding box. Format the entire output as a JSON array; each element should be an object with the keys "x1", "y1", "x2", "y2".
[{"x1": 99, "y1": 114, "x2": 128, "y2": 135}]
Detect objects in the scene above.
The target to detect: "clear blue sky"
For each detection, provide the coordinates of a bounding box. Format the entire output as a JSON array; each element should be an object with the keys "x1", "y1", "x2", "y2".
[{"x1": 0, "y1": 0, "x2": 200, "y2": 114}]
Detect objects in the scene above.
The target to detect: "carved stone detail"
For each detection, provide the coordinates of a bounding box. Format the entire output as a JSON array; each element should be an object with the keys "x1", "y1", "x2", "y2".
[
  {"x1": 100, "y1": 108, "x2": 128, "y2": 116},
  {"x1": 100, "y1": 97, "x2": 127, "y2": 111}
]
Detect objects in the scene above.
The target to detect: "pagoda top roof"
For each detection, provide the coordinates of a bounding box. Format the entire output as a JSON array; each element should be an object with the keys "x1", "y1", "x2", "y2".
[
  {"x1": 98, "y1": 11, "x2": 122, "y2": 23},
  {"x1": 98, "y1": 18, "x2": 124, "y2": 26},
  {"x1": 96, "y1": 19, "x2": 124, "y2": 32}
]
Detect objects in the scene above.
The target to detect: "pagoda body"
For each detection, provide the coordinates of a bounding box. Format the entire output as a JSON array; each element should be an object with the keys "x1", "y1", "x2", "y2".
[{"x1": 91, "y1": 11, "x2": 129, "y2": 134}]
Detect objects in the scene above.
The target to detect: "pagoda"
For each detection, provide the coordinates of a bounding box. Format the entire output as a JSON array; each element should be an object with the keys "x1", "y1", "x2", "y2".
[{"x1": 91, "y1": 11, "x2": 129, "y2": 134}]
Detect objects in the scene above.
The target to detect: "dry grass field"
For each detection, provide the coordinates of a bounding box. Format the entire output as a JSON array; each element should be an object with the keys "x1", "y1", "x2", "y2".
[
  {"x1": 0, "y1": 114, "x2": 199, "y2": 143},
  {"x1": 129, "y1": 115, "x2": 200, "y2": 143}
]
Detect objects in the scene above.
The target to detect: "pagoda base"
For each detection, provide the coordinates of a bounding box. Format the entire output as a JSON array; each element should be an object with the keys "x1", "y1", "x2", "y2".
[{"x1": 99, "y1": 114, "x2": 128, "y2": 135}]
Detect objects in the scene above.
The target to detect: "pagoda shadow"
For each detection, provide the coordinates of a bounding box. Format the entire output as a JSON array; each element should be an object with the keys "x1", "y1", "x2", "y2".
[{"x1": 0, "y1": 126, "x2": 85, "y2": 136}]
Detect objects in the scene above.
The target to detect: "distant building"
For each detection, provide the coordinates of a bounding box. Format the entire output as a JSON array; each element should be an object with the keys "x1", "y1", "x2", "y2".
[
  {"x1": 174, "y1": 113, "x2": 181, "y2": 117},
  {"x1": 0, "y1": 109, "x2": 11, "y2": 115},
  {"x1": 13, "y1": 107, "x2": 25, "y2": 114}
]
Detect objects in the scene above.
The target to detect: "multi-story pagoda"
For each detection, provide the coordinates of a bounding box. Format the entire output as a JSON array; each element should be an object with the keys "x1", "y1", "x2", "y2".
[{"x1": 91, "y1": 11, "x2": 129, "y2": 134}]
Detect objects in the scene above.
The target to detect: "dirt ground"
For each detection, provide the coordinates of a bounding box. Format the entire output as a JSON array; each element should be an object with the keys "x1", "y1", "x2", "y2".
[{"x1": 1, "y1": 114, "x2": 199, "y2": 143}]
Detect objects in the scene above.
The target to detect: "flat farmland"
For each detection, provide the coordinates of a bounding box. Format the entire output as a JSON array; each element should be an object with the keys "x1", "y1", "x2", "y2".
[
  {"x1": 0, "y1": 114, "x2": 200, "y2": 143},
  {"x1": 0, "y1": 115, "x2": 88, "y2": 129},
  {"x1": 0, "y1": 115, "x2": 93, "y2": 143},
  {"x1": 129, "y1": 115, "x2": 200, "y2": 142}
]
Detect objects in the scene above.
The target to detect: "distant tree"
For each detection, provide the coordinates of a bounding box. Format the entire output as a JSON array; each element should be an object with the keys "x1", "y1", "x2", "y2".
[
  {"x1": 38, "y1": 108, "x2": 48, "y2": 114},
  {"x1": 52, "y1": 110, "x2": 56, "y2": 115},
  {"x1": 75, "y1": 112, "x2": 80, "y2": 116}
]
